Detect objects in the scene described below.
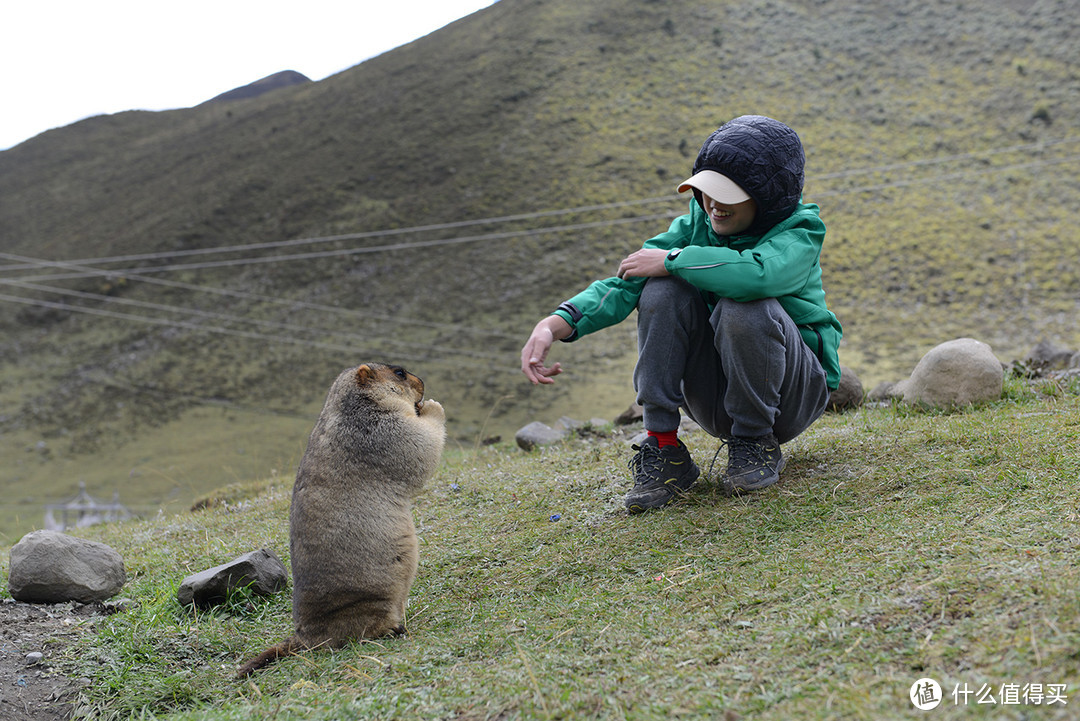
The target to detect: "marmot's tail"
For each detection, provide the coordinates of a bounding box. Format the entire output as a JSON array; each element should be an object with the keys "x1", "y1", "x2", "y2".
[{"x1": 237, "y1": 638, "x2": 301, "y2": 677}]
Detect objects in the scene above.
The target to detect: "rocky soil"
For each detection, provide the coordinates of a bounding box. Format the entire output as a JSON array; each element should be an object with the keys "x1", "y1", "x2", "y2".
[{"x1": 0, "y1": 599, "x2": 102, "y2": 721}]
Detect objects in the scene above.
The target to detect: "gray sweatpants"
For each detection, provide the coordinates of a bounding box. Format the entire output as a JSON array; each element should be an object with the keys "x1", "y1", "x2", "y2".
[{"x1": 633, "y1": 276, "x2": 829, "y2": 443}]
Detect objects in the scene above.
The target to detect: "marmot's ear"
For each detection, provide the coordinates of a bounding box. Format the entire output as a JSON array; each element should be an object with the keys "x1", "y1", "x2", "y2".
[{"x1": 355, "y1": 364, "x2": 375, "y2": 385}]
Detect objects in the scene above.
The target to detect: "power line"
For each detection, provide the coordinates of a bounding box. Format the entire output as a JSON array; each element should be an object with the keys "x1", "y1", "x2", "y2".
[
  {"x1": 3, "y1": 141, "x2": 1077, "y2": 284},
  {"x1": 93, "y1": 375, "x2": 318, "y2": 421},
  {"x1": 811, "y1": 135, "x2": 1080, "y2": 180},
  {"x1": 0, "y1": 278, "x2": 510, "y2": 361},
  {"x1": 5, "y1": 145, "x2": 1073, "y2": 285},
  {"x1": 2, "y1": 135, "x2": 1075, "y2": 276},
  {"x1": 0, "y1": 251, "x2": 521, "y2": 340},
  {"x1": 2, "y1": 136, "x2": 1076, "y2": 420},
  {"x1": 0, "y1": 140, "x2": 1076, "y2": 372},
  {"x1": 0, "y1": 196, "x2": 679, "y2": 272},
  {"x1": 1, "y1": 212, "x2": 679, "y2": 281},
  {"x1": 0, "y1": 292, "x2": 521, "y2": 374},
  {"x1": 809, "y1": 154, "x2": 1080, "y2": 198}
]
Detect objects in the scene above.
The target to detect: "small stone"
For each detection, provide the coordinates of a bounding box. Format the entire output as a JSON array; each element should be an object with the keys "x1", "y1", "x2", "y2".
[
  {"x1": 25, "y1": 652, "x2": 44, "y2": 665},
  {"x1": 828, "y1": 366, "x2": 864, "y2": 411},
  {"x1": 177, "y1": 548, "x2": 287, "y2": 608},
  {"x1": 514, "y1": 421, "x2": 567, "y2": 452},
  {"x1": 103, "y1": 597, "x2": 138, "y2": 614},
  {"x1": 614, "y1": 403, "x2": 644, "y2": 426}
]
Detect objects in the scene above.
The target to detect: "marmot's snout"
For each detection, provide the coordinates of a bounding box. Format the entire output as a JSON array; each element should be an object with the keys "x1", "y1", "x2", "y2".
[{"x1": 356, "y1": 363, "x2": 427, "y2": 411}]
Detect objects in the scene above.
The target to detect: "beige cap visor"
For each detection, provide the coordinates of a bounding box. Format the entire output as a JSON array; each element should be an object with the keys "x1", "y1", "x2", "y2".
[{"x1": 677, "y1": 170, "x2": 751, "y2": 204}]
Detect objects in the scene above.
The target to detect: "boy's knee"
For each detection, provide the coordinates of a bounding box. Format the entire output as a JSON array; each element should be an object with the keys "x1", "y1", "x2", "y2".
[
  {"x1": 639, "y1": 276, "x2": 697, "y2": 313},
  {"x1": 713, "y1": 298, "x2": 784, "y2": 340}
]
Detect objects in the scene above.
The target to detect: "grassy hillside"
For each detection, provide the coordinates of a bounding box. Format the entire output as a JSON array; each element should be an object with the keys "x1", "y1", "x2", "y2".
[
  {"x1": 1, "y1": 0, "x2": 1079, "y2": 538},
  {"x1": 3, "y1": 381, "x2": 1077, "y2": 719}
]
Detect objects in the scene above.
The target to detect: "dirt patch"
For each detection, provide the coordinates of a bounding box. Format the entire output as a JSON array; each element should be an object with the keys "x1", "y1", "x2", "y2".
[{"x1": 0, "y1": 599, "x2": 103, "y2": 721}]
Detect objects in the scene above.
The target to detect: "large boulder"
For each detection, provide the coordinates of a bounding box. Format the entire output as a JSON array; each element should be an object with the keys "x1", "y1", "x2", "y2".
[
  {"x1": 902, "y1": 338, "x2": 1003, "y2": 408},
  {"x1": 8, "y1": 530, "x2": 126, "y2": 603}
]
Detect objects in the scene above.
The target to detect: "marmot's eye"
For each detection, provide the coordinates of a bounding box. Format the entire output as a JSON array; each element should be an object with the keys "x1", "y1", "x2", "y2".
[{"x1": 393, "y1": 368, "x2": 407, "y2": 380}]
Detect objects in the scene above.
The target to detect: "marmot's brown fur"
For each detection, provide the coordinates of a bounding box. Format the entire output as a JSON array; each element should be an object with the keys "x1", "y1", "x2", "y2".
[{"x1": 237, "y1": 363, "x2": 445, "y2": 676}]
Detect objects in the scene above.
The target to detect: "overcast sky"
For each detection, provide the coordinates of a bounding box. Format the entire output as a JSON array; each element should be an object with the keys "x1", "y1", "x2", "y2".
[{"x1": 1, "y1": 0, "x2": 497, "y2": 151}]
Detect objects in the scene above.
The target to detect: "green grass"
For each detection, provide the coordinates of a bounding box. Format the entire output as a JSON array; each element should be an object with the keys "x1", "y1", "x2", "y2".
[{"x1": 12, "y1": 380, "x2": 1076, "y2": 720}]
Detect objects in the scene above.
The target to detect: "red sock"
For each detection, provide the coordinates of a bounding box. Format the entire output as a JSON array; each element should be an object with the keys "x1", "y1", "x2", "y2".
[{"x1": 648, "y1": 430, "x2": 679, "y2": 448}]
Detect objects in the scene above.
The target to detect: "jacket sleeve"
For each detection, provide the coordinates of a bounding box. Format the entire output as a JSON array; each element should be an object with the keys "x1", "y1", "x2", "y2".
[
  {"x1": 662, "y1": 208, "x2": 826, "y2": 301},
  {"x1": 550, "y1": 212, "x2": 699, "y2": 340},
  {"x1": 551, "y1": 275, "x2": 646, "y2": 340}
]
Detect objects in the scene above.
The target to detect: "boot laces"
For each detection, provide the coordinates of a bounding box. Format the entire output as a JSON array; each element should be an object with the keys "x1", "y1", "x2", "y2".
[
  {"x1": 707, "y1": 436, "x2": 778, "y2": 476},
  {"x1": 728, "y1": 436, "x2": 778, "y2": 471},
  {"x1": 628, "y1": 442, "x2": 665, "y2": 485}
]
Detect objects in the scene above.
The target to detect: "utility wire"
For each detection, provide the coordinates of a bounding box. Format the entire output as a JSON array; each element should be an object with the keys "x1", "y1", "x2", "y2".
[
  {"x1": 91, "y1": 375, "x2": 318, "y2": 420},
  {"x1": 3, "y1": 146, "x2": 1077, "y2": 284},
  {"x1": 0, "y1": 279, "x2": 510, "y2": 361},
  {"x1": 2, "y1": 212, "x2": 679, "y2": 282},
  {"x1": 810, "y1": 154, "x2": 1080, "y2": 198},
  {"x1": 1, "y1": 135, "x2": 1074, "y2": 275},
  {"x1": 0, "y1": 251, "x2": 521, "y2": 340},
  {"x1": 0, "y1": 196, "x2": 678, "y2": 272},
  {"x1": 0, "y1": 143, "x2": 1076, "y2": 373},
  {"x1": 0, "y1": 131, "x2": 1075, "y2": 278},
  {"x1": 2, "y1": 139, "x2": 1075, "y2": 419},
  {"x1": 811, "y1": 135, "x2": 1080, "y2": 180},
  {"x1": 0, "y1": 292, "x2": 520, "y2": 374}
]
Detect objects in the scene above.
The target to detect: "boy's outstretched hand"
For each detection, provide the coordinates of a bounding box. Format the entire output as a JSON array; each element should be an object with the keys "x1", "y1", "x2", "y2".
[{"x1": 521, "y1": 315, "x2": 572, "y2": 385}]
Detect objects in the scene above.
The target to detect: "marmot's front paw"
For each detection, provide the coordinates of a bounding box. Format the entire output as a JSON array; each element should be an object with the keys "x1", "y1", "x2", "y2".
[{"x1": 417, "y1": 399, "x2": 445, "y2": 421}]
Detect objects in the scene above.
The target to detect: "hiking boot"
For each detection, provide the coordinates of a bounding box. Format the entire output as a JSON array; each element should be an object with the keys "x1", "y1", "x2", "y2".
[
  {"x1": 624, "y1": 436, "x2": 700, "y2": 513},
  {"x1": 722, "y1": 434, "x2": 785, "y2": 494}
]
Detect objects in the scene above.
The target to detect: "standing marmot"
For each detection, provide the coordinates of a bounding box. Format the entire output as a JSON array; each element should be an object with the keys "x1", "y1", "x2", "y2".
[{"x1": 238, "y1": 363, "x2": 446, "y2": 676}]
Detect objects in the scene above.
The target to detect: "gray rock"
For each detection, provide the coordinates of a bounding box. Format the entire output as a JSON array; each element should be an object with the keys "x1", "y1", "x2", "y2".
[
  {"x1": 515, "y1": 421, "x2": 567, "y2": 451},
  {"x1": 554, "y1": 416, "x2": 612, "y2": 433},
  {"x1": 614, "y1": 403, "x2": 644, "y2": 426},
  {"x1": 867, "y1": 380, "x2": 900, "y2": 402},
  {"x1": 828, "y1": 366, "x2": 864, "y2": 411},
  {"x1": 176, "y1": 548, "x2": 288, "y2": 608},
  {"x1": 104, "y1": 597, "x2": 139, "y2": 614},
  {"x1": 1026, "y1": 339, "x2": 1075, "y2": 370},
  {"x1": 554, "y1": 416, "x2": 583, "y2": 431},
  {"x1": 903, "y1": 338, "x2": 1003, "y2": 408},
  {"x1": 8, "y1": 530, "x2": 126, "y2": 603}
]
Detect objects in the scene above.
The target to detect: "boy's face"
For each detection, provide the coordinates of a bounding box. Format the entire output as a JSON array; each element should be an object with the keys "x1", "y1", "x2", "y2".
[{"x1": 702, "y1": 192, "x2": 757, "y2": 235}]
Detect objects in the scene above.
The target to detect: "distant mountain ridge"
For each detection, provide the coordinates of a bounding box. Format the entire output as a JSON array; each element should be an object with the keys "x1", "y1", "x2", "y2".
[{"x1": 202, "y1": 70, "x2": 312, "y2": 105}]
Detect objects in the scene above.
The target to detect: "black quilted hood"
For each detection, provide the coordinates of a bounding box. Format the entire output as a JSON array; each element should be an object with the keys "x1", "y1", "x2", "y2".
[{"x1": 689, "y1": 115, "x2": 805, "y2": 236}]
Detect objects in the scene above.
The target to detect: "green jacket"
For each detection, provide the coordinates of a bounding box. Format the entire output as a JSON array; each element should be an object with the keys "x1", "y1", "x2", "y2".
[{"x1": 553, "y1": 200, "x2": 843, "y2": 390}]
